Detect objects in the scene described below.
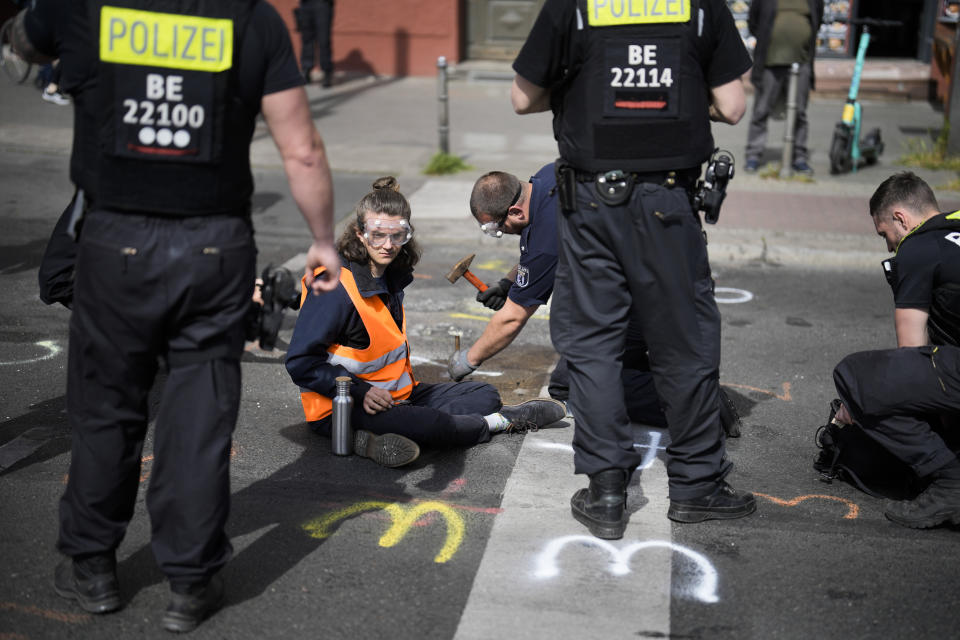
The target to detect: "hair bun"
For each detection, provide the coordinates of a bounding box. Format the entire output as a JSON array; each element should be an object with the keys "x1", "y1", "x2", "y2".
[{"x1": 372, "y1": 176, "x2": 400, "y2": 192}]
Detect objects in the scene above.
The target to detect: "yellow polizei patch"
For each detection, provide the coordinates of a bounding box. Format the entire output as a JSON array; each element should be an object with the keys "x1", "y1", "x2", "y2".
[
  {"x1": 99, "y1": 6, "x2": 233, "y2": 72},
  {"x1": 587, "y1": 0, "x2": 690, "y2": 26}
]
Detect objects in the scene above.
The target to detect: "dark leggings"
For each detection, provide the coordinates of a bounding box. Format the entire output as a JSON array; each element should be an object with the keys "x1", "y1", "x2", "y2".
[{"x1": 311, "y1": 381, "x2": 501, "y2": 448}]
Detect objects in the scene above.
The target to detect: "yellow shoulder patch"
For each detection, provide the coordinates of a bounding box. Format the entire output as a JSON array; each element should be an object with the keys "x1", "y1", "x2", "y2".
[
  {"x1": 586, "y1": 0, "x2": 691, "y2": 26},
  {"x1": 946, "y1": 210, "x2": 960, "y2": 220},
  {"x1": 99, "y1": 6, "x2": 233, "y2": 72}
]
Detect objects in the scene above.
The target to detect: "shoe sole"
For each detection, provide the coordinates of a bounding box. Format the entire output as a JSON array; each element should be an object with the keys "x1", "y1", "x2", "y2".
[
  {"x1": 884, "y1": 509, "x2": 960, "y2": 529},
  {"x1": 570, "y1": 490, "x2": 627, "y2": 540},
  {"x1": 54, "y1": 583, "x2": 121, "y2": 614},
  {"x1": 354, "y1": 431, "x2": 420, "y2": 468},
  {"x1": 667, "y1": 499, "x2": 757, "y2": 524}
]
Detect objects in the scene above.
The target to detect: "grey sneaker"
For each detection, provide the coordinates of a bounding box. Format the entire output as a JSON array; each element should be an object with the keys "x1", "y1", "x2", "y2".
[
  {"x1": 354, "y1": 430, "x2": 420, "y2": 468},
  {"x1": 42, "y1": 90, "x2": 70, "y2": 106},
  {"x1": 499, "y1": 398, "x2": 567, "y2": 432},
  {"x1": 884, "y1": 477, "x2": 960, "y2": 529}
]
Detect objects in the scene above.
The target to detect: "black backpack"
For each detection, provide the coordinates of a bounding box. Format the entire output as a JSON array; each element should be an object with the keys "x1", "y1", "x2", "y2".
[{"x1": 813, "y1": 399, "x2": 926, "y2": 501}]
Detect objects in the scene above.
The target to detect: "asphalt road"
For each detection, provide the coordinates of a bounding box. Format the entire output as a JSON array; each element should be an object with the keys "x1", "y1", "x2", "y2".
[{"x1": 3, "y1": 148, "x2": 960, "y2": 640}]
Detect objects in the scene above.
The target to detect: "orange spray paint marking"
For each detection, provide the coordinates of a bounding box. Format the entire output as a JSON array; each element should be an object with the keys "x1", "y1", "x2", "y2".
[
  {"x1": 755, "y1": 492, "x2": 859, "y2": 519},
  {"x1": 0, "y1": 602, "x2": 90, "y2": 624},
  {"x1": 412, "y1": 273, "x2": 433, "y2": 279},
  {"x1": 722, "y1": 381, "x2": 792, "y2": 402}
]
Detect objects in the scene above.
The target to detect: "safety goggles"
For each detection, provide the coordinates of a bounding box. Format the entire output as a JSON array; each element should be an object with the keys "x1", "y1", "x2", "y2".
[
  {"x1": 478, "y1": 184, "x2": 523, "y2": 238},
  {"x1": 362, "y1": 218, "x2": 412, "y2": 248}
]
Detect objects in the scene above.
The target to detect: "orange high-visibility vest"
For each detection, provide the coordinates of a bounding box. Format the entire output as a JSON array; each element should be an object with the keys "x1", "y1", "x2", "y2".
[{"x1": 299, "y1": 266, "x2": 416, "y2": 421}]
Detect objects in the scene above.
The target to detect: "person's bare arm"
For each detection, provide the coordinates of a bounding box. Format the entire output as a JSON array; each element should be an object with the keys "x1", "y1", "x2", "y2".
[
  {"x1": 8, "y1": 10, "x2": 55, "y2": 64},
  {"x1": 511, "y1": 75, "x2": 551, "y2": 114},
  {"x1": 467, "y1": 298, "x2": 539, "y2": 364},
  {"x1": 709, "y1": 78, "x2": 746, "y2": 124},
  {"x1": 261, "y1": 86, "x2": 340, "y2": 294},
  {"x1": 894, "y1": 308, "x2": 930, "y2": 347}
]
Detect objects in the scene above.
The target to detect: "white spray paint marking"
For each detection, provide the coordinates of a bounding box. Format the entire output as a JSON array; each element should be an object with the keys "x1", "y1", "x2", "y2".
[
  {"x1": 633, "y1": 430, "x2": 666, "y2": 470},
  {"x1": 0, "y1": 340, "x2": 61, "y2": 366},
  {"x1": 714, "y1": 287, "x2": 754, "y2": 304},
  {"x1": 534, "y1": 535, "x2": 719, "y2": 603},
  {"x1": 535, "y1": 430, "x2": 666, "y2": 471},
  {"x1": 409, "y1": 355, "x2": 502, "y2": 377}
]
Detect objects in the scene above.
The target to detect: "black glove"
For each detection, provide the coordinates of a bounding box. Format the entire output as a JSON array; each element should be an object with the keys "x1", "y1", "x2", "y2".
[{"x1": 476, "y1": 278, "x2": 513, "y2": 311}]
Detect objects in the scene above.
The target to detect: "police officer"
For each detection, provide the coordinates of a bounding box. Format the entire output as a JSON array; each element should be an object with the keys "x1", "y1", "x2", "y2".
[
  {"x1": 448, "y1": 164, "x2": 743, "y2": 435},
  {"x1": 832, "y1": 172, "x2": 960, "y2": 529},
  {"x1": 511, "y1": 0, "x2": 756, "y2": 538},
  {"x1": 12, "y1": 0, "x2": 340, "y2": 631}
]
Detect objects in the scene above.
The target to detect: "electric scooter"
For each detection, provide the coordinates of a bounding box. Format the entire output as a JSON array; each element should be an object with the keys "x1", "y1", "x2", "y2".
[{"x1": 828, "y1": 18, "x2": 902, "y2": 175}]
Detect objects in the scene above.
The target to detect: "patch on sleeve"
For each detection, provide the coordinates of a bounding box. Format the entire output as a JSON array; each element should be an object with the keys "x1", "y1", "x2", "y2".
[{"x1": 516, "y1": 265, "x2": 530, "y2": 288}]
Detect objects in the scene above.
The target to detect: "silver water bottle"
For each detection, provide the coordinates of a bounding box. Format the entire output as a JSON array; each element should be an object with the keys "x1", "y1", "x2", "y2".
[{"x1": 331, "y1": 376, "x2": 353, "y2": 455}]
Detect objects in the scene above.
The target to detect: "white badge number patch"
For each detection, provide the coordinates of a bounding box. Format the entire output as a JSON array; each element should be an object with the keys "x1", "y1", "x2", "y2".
[
  {"x1": 516, "y1": 265, "x2": 530, "y2": 288},
  {"x1": 605, "y1": 37, "x2": 680, "y2": 118}
]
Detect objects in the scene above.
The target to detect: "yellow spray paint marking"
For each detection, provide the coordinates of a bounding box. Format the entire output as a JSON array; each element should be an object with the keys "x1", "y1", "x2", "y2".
[
  {"x1": 721, "y1": 381, "x2": 792, "y2": 402},
  {"x1": 755, "y1": 492, "x2": 859, "y2": 520},
  {"x1": 302, "y1": 500, "x2": 466, "y2": 563},
  {"x1": 474, "y1": 259, "x2": 511, "y2": 271}
]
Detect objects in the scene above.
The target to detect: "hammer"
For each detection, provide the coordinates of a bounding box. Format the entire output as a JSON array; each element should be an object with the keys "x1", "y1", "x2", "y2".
[{"x1": 445, "y1": 254, "x2": 488, "y2": 292}]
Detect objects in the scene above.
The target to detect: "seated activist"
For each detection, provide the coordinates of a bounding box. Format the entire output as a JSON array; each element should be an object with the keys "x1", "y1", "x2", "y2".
[
  {"x1": 285, "y1": 177, "x2": 566, "y2": 468},
  {"x1": 831, "y1": 172, "x2": 960, "y2": 529},
  {"x1": 448, "y1": 167, "x2": 741, "y2": 434}
]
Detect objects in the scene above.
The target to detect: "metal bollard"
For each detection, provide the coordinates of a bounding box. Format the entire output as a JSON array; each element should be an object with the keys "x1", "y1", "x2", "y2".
[
  {"x1": 779, "y1": 62, "x2": 800, "y2": 179},
  {"x1": 437, "y1": 56, "x2": 450, "y2": 154}
]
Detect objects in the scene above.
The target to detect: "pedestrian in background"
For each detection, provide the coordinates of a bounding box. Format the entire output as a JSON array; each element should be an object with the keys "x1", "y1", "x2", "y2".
[
  {"x1": 744, "y1": 0, "x2": 824, "y2": 175},
  {"x1": 298, "y1": 0, "x2": 335, "y2": 87},
  {"x1": 11, "y1": 0, "x2": 340, "y2": 632}
]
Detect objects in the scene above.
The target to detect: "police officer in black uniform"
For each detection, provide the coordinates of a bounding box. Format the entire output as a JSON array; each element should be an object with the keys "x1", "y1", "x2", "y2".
[
  {"x1": 511, "y1": 0, "x2": 756, "y2": 539},
  {"x1": 12, "y1": 0, "x2": 340, "y2": 631},
  {"x1": 833, "y1": 172, "x2": 960, "y2": 530}
]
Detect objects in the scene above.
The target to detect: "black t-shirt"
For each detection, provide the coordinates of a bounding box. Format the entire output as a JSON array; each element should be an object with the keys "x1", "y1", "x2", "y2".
[
  {"x1": 890, "y1": 212, "x2": 960, "y2": 310},
  {"x1": 513, "y1": 0, "x2": 751, "y2": 91},
  {"x1": 24, "y1": 0, "x2": 303, "y2": 192}
]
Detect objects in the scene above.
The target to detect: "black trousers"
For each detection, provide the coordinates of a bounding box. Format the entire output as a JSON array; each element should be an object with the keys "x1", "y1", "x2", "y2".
[
  {"x1": 548, "y1": 359, "x2": 667, "y2": 428},
  {"x1": 311, "y1": 381, "x2": 500, "y2": 448},
  {"x1": 299, "y1": 0, "x2": 334, "y2": 75},
  {"x1": 58, "y1": 210, "x2": 256, "y2": 587},
  {"x1": 550, "y1": 180, "x2": 730, "y2": 501},
  {"x1": 834, "y1": 345, "x2": 960, "y2": 478}
]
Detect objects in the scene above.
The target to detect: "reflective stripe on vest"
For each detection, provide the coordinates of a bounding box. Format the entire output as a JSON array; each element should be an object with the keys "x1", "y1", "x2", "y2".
[{"x1": 299, "y1": 266, "x2": 416, "y2": 421}]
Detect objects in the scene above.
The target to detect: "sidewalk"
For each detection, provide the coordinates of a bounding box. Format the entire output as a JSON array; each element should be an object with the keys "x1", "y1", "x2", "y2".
[{"x1": 2, "y1": 66, "x2": 958, "y2": 268}]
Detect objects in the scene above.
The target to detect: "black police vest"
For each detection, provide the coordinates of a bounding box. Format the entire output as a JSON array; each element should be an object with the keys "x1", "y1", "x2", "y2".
[
  {"x1": 883, "y1": 212, "x2": 960, "y2": 346},
  {"x1": 556, "y1": 0, "x2": 713, "y2": 173},
  {"x1": 88, "y1": 0, "x2": 255, "y2": 216}
]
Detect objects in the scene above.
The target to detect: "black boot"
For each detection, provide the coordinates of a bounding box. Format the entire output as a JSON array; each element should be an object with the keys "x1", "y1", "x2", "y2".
[
  {"x1": 570, "y1": 468, "x2": 629, "y2": 539},
  {"x1": 162, "y1": 574, "x2": 224, "y2": 633},
  {"x1": 667, "y1": 482, "x2": 756, "y2": 523},
  {"x1": 885, "y1": 460, "x2": 960, "y2": 529},
  {"x1": 54, "y1": 553, "x2": 121, "y2": 614}
]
